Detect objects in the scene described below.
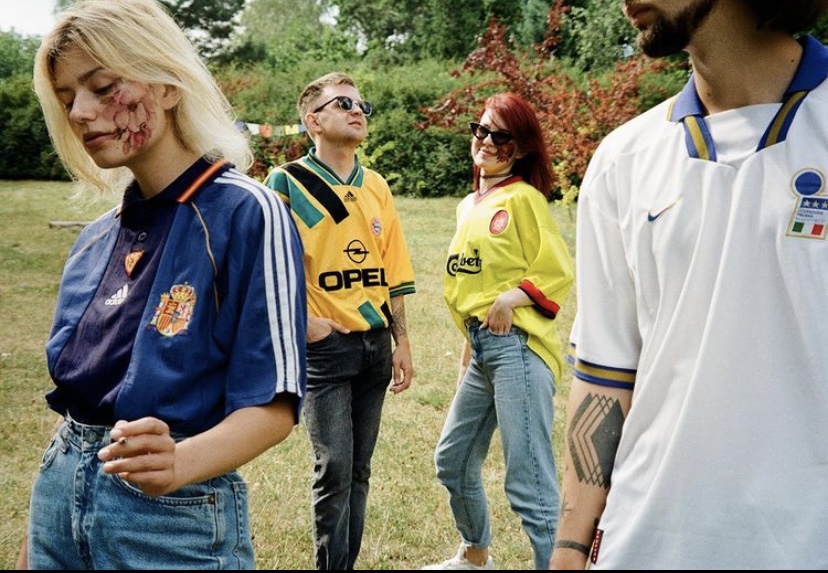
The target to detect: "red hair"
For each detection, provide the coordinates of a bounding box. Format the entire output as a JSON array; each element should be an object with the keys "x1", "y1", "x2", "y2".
[{"x1": 472, "y1": 92, "x2": 553, "y2": 199}]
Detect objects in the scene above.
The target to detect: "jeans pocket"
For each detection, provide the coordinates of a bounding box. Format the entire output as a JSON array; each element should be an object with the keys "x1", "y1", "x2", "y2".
[
  {"x1": 109, "y1": 473, "x2": 219, "y2": 506},
  {"x1": 308, "y1": 330, "x2": 339, "y2": 347},
  {"x1": 38, "y1": 433, "x2": 62, "y2": 471},
  {"x1": 483, "y1": 326, "x2": 521, "y2": 340},
  {"x1": 489, "y1": 329, "x2": 516, "y2": 338},
  {"x1": 100, "y1": 474, "x2": 241, "y2": 567}
]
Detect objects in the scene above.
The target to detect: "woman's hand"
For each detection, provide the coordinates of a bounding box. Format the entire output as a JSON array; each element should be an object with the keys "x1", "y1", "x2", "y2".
[
  {"x1": 97, "y1": 400, "x2": 296, "y2": 498},
  {"x1": 97, "y1": 417, "x2": 178, "y2": 496},
  {"x1": 482, "y1": 288, "x2": 529, "y2": 334}
]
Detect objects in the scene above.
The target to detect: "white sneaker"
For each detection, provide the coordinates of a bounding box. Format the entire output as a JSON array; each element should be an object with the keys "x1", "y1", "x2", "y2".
[{"x1": 422, "y1": 545, "x2": 495, "y2": 570}]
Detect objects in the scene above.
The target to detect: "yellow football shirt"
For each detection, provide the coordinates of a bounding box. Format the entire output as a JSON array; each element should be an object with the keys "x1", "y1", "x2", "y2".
[
  {"x1": 444, "y1": 178, "x2": 573, "y2": 379},
  {"x1": 266, "y1": 149, "x2": 415, "y2": 332}
]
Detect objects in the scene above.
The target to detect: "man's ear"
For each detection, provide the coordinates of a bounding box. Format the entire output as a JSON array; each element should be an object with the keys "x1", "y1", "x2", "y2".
[
  {"x1": 304, "y1": 111, "x2": 322, "y2": 140},
  {"x1": 304, "y1": 111, "x2": 320, "y2": 130}
]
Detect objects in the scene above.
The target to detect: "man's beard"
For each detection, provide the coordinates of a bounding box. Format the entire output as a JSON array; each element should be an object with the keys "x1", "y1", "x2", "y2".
[{"x1": 638, "y1": 0, "x2": 719, "y2": 57}]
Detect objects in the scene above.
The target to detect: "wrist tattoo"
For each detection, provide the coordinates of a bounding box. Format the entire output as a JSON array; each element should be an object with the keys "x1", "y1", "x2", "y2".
[{"x1": 554, "y1": 539, "x2": 591, "y2": 556}]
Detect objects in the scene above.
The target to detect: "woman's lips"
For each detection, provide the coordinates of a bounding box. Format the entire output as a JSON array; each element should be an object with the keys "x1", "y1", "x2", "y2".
[{"x1": 83, "y1": 131, "x2": 119, "y2": 148}]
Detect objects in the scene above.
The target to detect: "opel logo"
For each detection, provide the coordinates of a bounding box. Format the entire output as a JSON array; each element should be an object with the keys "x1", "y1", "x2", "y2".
[{"x1": 344, "y1": 240, "x2": 369, "y2": 264}]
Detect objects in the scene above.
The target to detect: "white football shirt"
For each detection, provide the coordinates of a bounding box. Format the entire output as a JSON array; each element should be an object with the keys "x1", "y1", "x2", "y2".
[{"x1": 571, "y1": 36, "x2": 828, "y2": 569}]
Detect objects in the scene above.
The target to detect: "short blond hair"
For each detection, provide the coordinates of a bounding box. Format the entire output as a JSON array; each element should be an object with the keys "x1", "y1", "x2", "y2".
[
  {"x1": 297, "y1": 72, "x2": 357, "y2": 123},
  {"x1": 34, "y1": 0, "x2": 251, "y2": 194}
]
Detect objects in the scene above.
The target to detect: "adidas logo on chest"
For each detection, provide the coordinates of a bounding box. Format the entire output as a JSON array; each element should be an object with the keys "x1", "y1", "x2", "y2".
[{"x1": 104, "y1": 283, "x2": 129, "y2": 306}]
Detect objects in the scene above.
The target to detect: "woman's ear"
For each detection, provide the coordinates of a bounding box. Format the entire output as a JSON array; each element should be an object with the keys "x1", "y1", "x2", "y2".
[{"x1": 159, "y1": 84, "x2": 181, "y2": 111}]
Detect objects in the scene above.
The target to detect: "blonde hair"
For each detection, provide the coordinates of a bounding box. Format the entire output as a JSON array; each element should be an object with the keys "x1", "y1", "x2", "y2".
[
  {"x1": 33, "y1": 0, "x2": 251, "y2": 194},
  {"x1": 297, "y1": 72, "x2": 357, "y2": 123}
]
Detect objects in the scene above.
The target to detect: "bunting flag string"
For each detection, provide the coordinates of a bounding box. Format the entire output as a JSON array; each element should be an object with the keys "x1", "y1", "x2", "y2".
[{"x1": 235, "y1": 121, "x2": 307, "y2": 138}]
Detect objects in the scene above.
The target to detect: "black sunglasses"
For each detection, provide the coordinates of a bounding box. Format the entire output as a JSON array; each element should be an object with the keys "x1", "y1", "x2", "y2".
[
  {"x1": 469, "y1": 122, "x2": 513, "y2": 146},
  {"x1": 313, "y1": 95, "x2": 373, "y2": 116}
]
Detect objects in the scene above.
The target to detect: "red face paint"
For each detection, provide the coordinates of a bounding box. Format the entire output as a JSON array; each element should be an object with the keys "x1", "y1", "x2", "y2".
[{"x1": 105, "y1": 82, "x2": 155, "y2": 154}]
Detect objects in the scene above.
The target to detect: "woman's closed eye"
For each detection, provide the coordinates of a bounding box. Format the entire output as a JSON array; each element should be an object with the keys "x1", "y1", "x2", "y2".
[{"x1": 94, "y1": 83, "x2": 116, "y2": 97}]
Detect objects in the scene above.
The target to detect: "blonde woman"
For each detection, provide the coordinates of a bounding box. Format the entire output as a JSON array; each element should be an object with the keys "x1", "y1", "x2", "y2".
[{"x1": 18, "y1": 0, "x2": 306, "y2": 568}]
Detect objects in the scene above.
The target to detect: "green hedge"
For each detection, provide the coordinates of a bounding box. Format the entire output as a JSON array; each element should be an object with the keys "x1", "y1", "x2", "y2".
[
  {"x1": 0, "y1": 74, "x2": 67, "y2": 181},
  {"x1": 2, "y1": 40, "x2": 678, "y2": 198},
  {"x1": 224, "y1": 58, "x2": 474, "y2": 197}
]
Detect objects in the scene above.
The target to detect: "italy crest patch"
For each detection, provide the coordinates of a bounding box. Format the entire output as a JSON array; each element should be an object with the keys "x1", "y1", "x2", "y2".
[{"x1": 787, "y1": 169, "x2": 827, "y2": 240}]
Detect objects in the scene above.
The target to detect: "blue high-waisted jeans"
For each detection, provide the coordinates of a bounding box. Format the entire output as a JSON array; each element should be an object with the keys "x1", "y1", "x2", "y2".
[
  {"x1": 27, "y1": 416, "x2": 254, "y2": 569},
  {"x1": 434, "y1": 322, "x2": 559, "y2": 570},
  {"x1": 303, "y1": 328, "x2": 392, "y2": 570}
]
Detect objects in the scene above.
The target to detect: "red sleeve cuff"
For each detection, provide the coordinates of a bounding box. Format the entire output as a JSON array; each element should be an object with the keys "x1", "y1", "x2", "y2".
[{"x1": 518, "y1": 279, "x2": 560, "y2": 319}]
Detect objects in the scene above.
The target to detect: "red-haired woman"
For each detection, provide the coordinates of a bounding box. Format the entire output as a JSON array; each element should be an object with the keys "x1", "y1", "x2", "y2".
[{"x1": 424, "y1": 92, "x2": 574, "y2": 570}]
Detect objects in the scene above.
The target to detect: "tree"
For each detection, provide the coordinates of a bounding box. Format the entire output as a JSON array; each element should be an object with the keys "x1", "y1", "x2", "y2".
[
  {"x1": 560, "y1": 0, "x2": 637, "y2": 72},
  {"x1": 333, "y1": 0, "x2": 425, "y2": 59},
  {"x1": 234, "y1": 0, "x2": 357, "y2": 67},
  {"x1": 810, "y1": 12, "x2": 828, "y2": 44},
  {"x1": 0, "y1": 31, "x2": 40, "y2": 79},
  {"x1": 158, "y1": 0, "x2": 246, "y2": 58},
  {"x1": 0, "y1": 31, "x2": 66, "y2": 179},
  {"x1": 515, "y1": 0, "x2": 554, "y2": 47},
  {"x1": 331, "y1": 0, "x2": 526, "y2": 62},
  {"x1": 419, "y1": 0, "x2": 676, "y2": 201},
  {"x1": 414, "y1": 0, "x2": 489, "y2": 60},
  {"x1": 57, "y1": 0, "x2": 246, "y2": 59}
]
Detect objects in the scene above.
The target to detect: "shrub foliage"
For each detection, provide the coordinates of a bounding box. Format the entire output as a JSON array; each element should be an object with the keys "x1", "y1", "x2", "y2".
[
  {"x1": 418, "y1": 1, "x2": 681, "y2": 201},
  {"x1": 1, "y1": 2, "x2": 691, "y2": 198}
]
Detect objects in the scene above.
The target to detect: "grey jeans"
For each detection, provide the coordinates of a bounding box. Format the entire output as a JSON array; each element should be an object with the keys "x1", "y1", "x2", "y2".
[{"x1": 303, "y1": 327, "x2": 392, "y2": 570}]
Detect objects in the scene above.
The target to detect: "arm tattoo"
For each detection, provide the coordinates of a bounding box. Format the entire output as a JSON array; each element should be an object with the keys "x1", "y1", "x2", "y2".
[
  {"x1": 554, "y1": 539, "x2": 592, "y2": 556},
  {"x1": 560, "y1": 494, "x2": 573, "y2": 516},
  {"x1": 567, "y1": 392, "x2": 625, "y2": 488},
  {"x1": 558, "y1": 496, "x2": 601, "y2": 554},
  {"x1": 390, "y1": 297, "x2": 408, "y2": 339}
]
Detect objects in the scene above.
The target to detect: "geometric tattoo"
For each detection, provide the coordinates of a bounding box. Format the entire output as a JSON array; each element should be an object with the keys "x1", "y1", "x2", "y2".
[{"x1": 567, "y1": 393, "x2": 625, "y2": 488}]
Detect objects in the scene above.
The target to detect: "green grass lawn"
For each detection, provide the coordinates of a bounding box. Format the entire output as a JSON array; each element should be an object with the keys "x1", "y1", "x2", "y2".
[{"x1": 0, "y1": 180, "x2": 577, "y2": 570}]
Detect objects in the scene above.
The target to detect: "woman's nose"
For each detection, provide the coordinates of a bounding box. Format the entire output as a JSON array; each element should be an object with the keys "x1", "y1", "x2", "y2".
[{"x1": 68, "y1": 91, "x2": 98, "y2": 124}]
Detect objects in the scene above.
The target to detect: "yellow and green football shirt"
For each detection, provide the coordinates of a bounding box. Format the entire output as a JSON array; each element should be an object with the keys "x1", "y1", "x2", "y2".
[{"x1": 266, "y1": 148, "x2": 415, "y2": 332}]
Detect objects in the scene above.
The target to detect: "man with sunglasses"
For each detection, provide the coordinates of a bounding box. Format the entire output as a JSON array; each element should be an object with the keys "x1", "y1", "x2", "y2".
[{"x1": 265, "y1": 72, "x2": 416, "y2": 570}]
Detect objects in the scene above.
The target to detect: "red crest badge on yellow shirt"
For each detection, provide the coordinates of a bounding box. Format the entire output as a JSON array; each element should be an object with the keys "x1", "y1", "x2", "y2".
[{"x1": 489, "y1": 209, "x2": 509, "y2": 235}]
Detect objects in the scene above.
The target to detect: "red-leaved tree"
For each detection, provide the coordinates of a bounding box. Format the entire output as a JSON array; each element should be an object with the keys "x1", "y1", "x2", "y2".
[{"x1": 419, "y1": 0, "x2": 672, "y2": 201}]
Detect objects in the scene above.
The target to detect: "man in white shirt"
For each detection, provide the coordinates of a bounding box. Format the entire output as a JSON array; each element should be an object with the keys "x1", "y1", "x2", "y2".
[{"x1": 552, "y1": 1, "x2": 828, "y2": 569}]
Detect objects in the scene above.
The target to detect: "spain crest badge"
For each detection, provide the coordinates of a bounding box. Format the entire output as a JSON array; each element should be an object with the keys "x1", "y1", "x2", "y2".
[{"x1": 149, "y1": 283, "x2": 196, "y2": 337}]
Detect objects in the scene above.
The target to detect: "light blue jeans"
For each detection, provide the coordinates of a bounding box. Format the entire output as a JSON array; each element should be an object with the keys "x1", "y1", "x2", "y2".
[
  {"x1": 434, "y1": 322, "x2": 559, "y2": 570},
  {"x1": 27, "y1": 416, "x2": 254, "y2": 569}
]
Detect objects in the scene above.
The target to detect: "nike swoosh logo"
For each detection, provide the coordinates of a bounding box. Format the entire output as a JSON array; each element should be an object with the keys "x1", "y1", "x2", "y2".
[{"x1": 647, "y1": 198, "x2": 682, "y2": 222}]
